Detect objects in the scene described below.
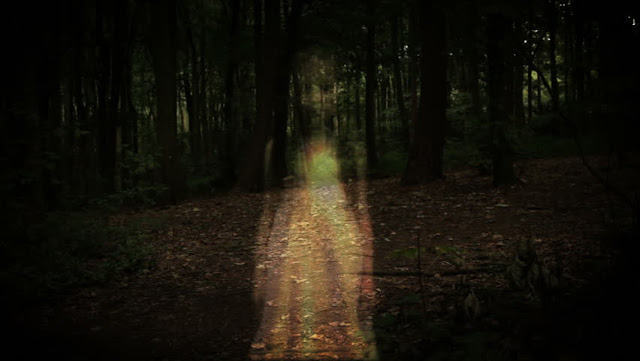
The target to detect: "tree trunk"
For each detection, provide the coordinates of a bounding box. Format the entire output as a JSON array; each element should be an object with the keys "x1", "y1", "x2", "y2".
[
  {"x1": 355, "y1": 70, "x2": 361, "y2": 130},
  {"x1": 402, "y1": 0, "x2": 447, "y2": 184},
  {"x1": 513, "y1": 18, "x2": 525, "y2": 124},
  {"x1": 97, "y1": 0, "x2": 116, "y2": 193},
  {"x1": 572, "y1": 0, "x2": 585, "y2": 104},
  {"x1": 185, "y1": 22, "x2": 202, "y2": 172},
  {"x1": 528, "y1": 58, "x2": 533, "y2": 123},
  {"x1": 365, "y1": 0, "x2": 378, "y2": 169},
  {"x1": 222, "y1": 0, "x2": 240, "y2": 185},
  {"x1": 547, "y1": 0, "x2": 560, "y2": 111},
  {"x1": 271, "y1": 0, "x2": 303, "y2": 187},
  {"x1": 151, "y1": 0, "x2": 184, "y2": 203},
  {"x1": 238, "y1": 0, "x2": 279, "y2": 191},
  {"x1": 487, "y1": 12, "x2": 518, "y2": 187},
  {"x1": 407, "y1": 5, "x2": 420, "y2": 145}
]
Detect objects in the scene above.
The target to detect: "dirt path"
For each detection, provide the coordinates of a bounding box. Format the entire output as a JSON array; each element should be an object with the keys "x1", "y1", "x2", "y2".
[{"x1": 249, "y1": 140, "x2": 377, "y2": 360}]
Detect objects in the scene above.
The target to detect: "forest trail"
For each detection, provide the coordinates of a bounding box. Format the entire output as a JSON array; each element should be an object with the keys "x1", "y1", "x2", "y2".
[
  {"x1": 8, "y1": 154, "x2": 637, "y2": 361},
  {"x1": 250, "y1": 138, "x2": 378, "y2": 360}
]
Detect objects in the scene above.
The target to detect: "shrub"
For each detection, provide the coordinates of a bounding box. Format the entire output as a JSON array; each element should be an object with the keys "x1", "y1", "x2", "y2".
[{"x1": 0, "y1": 211, "x2": 155, "y2": 303}]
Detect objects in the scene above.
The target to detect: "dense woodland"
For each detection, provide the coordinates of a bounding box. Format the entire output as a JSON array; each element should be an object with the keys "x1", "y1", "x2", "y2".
[
  {"x1": 3, "y1": 0, "x2": 638, "y2": 207},
  {"x1": 2, "y1": 0, "x2": 640, "y2": 360}
]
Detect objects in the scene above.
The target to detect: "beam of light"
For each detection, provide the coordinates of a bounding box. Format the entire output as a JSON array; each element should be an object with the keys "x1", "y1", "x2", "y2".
[{"x1": 250, "y1": 132, "x2": 378, "y2": 360}]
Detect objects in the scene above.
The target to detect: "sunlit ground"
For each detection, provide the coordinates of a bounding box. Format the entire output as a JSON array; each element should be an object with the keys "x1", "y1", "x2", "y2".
[{"x1": 250, "y1": 132, "x2": 378, "y2": 360}]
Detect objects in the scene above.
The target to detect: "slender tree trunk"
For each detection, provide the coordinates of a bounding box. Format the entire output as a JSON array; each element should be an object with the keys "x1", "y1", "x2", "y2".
[
  {"x1": 528, "y1": 59, "x2": 533, "y2": 123},
  {"x1": 355, "y1": 71, "x2": 361, "y2": 130},
  {"x1": 402, "y1": 0, "x2": 447, "y2": 184},
  {"x1": 487, "y1": 12, "x2": 518, "y2": 186},
  {"x1": 407, "y1": 5, "x2": 420, "y2": 145},
  {"x1": 513, "y1": 18, "x2": 525, "y2": 123},
  {"x1": 563, "y1": 8, "x2": 571, "y2": 108},
  {"x1": 572, "y1": 0, "x2": 585, "y2": 104},
  {"x1": 97, "y1": 0, "x2": 116, "y2": 193},
  {"x1": 547, "y1": 0, "x2": 560, "y2": 111},
  {"x1": 201, "y1": 31, "x2": 212, "y2": 166},
  {"x1": 345, "y1": 75, "x2": 351, "y2": 130},
  {"x1": 365, "y1": 0, "x2": 378, "y2": 169},
  {"x1": 185, "y1": 23, "x2": 202, "y2": 172},
  {"x1": 271, "y1": 0, "x2": 303, "y2": 187},
  {"x1": 151, "y1": 0, "x2": 184, "y2": 203},
  {"x1": 292, "y1": 68, "x2": 308, "y2": 142},
  {"x1": 238, "y1": 0, "x2": 279, "y2": 191},
  {"x1": 254, "y1": 0, "x2": 264, "y2": 131},
  {"x1": 537, "y1": 66, "x2": 543, "y2": 112},
  {"x1": 222, "y1": 0, "x2": 240, "y2": 185}
]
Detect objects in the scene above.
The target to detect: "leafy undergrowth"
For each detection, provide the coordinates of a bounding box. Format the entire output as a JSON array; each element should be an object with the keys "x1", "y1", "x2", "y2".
[
  {"x1": 1, "y1": 211, "x2": 157, "y2": 304},
  {"x1": 6, "y1": 155, "x2": 638, "y2": 361}
]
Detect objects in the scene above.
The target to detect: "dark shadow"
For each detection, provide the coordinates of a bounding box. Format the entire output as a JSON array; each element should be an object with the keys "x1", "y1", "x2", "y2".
[
  {"x1": 361, "y1": 156, "x2": 640, "y2": 361},
  {"x1": 4, "y1": 191, "x2": 285, "y2": 361}
]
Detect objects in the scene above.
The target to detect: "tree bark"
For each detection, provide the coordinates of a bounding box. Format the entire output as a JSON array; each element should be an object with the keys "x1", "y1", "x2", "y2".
[
  {"x1": 222, "y1": 0, "x2": 240, "y2": 185},
  {"x1": 487, "y1": 12, "x2": 518, "y2": 187},
  {"x1": 271, "y1": 0, "x2": 303, "y2": 187},
  {"x1": 513, "y1": 18, "x2": 526, "y2": 124},
  {"x1": 151, "y1": 0, "x2": 184, "y2": 203},
  {"x1": 238, "y1": 0, "x2": 280, "y2": 191},
  {"x1": 407, "y1": 5, "x2": 420, "y2": 145},
  {"x1": 402, "y1": 0, "x2": 447, "y2": 184},
  {"x1": 365, "y1": 0, "x2": 378, "y2": 169},
  {"x1": 185, "y1": 19, "x2": 202, "y2": 173},
  {"x1": 355, "y1": 69, "x2": 362, "y2": 130},
  {"x1": 547, "y1": 0, "x2": 560, "y2": 111},
  {"x1": 97, "y1": 0, "x2": 116, "y2": 193}
]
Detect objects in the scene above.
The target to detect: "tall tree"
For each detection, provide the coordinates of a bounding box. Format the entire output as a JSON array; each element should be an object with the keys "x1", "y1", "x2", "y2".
[
  {"x1": 271, "y1": 0, "x2": 304, "y2": 187},
  {"x1": 97, "y1": 0, "x2": 116, "y2": 193},
  {"x1": 238, "y1": 0, "x2": 280, "y2": 191},
  {"x1": 462, "y1": 0, "x2": 482, "y2": 124},
  {"x1": 222, "y1": 0, "x2": 241, "y2": 185},
  {"x1": 513, "y1": 17, "x2": 526, "y2": 123},
  {"x1": 183, "y1": 2, "x2": 203, "y2": 173},
  {"x1": 391, "y1": 14, "x2": 408, "y2": 140},
  {"x1": 151, "y1": 0, "x2": 185, "y2": 203},
  {"x1": 402, "y1": 0, "x2": 447, "y2": 184},
  {"x1": 546, "y1": 0, "x2": 560, "y2": 111},
  {"x1": 365, "y1": 0, "x2": 379, "y2": 169},
  {"x1": 486, "y1": 11, "x2": 518, "y2": 186}
]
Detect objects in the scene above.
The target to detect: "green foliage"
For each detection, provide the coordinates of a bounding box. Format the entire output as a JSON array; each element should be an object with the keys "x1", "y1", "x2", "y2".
[
  {"x1": 371, "y1": 148, "x2": 407, "y2": 177},
  {"x1": 88, "y1": 185, "x2": 169, "y2": 211},
  {"x1": 434, "y1": 245, "x2": 465, "y2": 268},
  {"x1": 336, "y1": 133, "x2": 367, "y2": 179},
  {"x1": 444, "y1": 138, "x2": 491, "y2": 172},
  {"x1": 391, "y1": 246, "x2": 428, "y2": 260},
  {"x1": 515, "y1": 128, "x2": 609, "y2": 159},
  {"x1": 505, "y1": 239, "x2": 559, "y2": 297},
  {"x1": 121, "y1": 149, "x2": 161, "y2": 183},
  {"x1": 187, "y1": 175, "x2": 218, "y2": 195},
  {"x1": 0, "y1": 212, "x2": 156, "y2": 301}
]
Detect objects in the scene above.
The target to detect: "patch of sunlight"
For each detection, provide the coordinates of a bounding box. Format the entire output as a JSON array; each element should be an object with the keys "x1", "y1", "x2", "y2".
[
  {"x1": 307, "y1": 146, "x2": 340, "y2": 187},
  {"x1": 250, "y1": 134, "x2": 378, "y2": 360}
]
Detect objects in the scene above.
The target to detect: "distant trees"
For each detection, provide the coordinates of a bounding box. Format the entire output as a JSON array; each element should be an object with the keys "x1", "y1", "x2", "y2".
[{"x1": 1, "y1": 0, "x2": 638, "y2": 221}]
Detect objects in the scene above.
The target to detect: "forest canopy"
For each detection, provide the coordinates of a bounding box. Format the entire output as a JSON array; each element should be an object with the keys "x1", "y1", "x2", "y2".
[{"x1": 1, "y1": 0, "x2": 638, "y2": 245}]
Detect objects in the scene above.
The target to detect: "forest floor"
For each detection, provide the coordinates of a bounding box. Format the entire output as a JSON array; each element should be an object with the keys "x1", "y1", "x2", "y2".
[{"x1": 7, "y1": 147, "x2": 640, "y2": 361}]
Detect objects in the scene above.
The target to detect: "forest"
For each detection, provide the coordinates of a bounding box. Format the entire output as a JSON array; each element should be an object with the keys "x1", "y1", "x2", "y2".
[{"x1": 2, "y1": 0, "x2": 639, "y2": 360}]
